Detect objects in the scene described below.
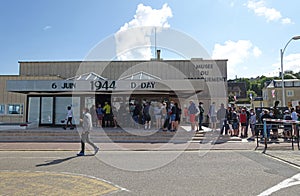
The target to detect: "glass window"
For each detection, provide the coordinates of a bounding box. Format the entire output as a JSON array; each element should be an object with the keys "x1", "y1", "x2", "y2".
[
  {"x1": 287, "y1": 90, "x2": 294, "y2": 97},
  {"x1": 28, "y1": 97, "x2": 40, "y2": 123},
  {"x1": 8, "y1": 104, "x2": 23, "y2": 115},
  {"x1": 41, "y1": 97, "x2": 53, "y2": 124},
  {"x1": 0, "y1": 104, "x2": 5, "y2": 115},
  {"x1": 285, "y1": 81, "x2": 293, "y2": 87},
  {"x1": 55, "y1": 97, "x2": 80, "y2": 125},
  {"x1": 294, "y1": 81, "x2": 300, "y2": 87}
]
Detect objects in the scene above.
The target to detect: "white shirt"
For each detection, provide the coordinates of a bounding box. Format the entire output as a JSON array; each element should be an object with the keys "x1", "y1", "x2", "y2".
[
  {"x1": 83, "y1": 112, "x2": 93, "y2": 131},
  {"x1": 67, "y1": 110, "x2": 73, "y2": 118}
]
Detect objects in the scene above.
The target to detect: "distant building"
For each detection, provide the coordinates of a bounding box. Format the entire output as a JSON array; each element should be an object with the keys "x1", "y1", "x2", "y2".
[
  {"x1": 262, "y1": 79, "x2": 300, "y2": 107},
  {"x1": 227, "y1": 82, "x2": 248, "y2": 103}
]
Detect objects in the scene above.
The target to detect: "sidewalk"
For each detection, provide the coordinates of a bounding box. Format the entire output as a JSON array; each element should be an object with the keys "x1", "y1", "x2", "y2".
[
  {"x1": 0, "y1": 125, "x2": 256, "y2": 151},
  {"x1": 2, "y1": 125, "x2": 300, "y2": 165}
]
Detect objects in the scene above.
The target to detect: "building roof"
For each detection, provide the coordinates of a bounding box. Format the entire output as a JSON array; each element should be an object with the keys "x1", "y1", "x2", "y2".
[
  {"x1": 67, "y1": 72, "x2": 107, "y2": 81},
  {"x1": 118, "y1": 71, "x2": 161, "y2": 80},
  {"x1": 265, "y1": 79, "x2": 300, "y2": 88}
]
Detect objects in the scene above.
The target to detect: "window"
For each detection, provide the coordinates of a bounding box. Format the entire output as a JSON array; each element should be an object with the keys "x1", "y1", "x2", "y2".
[
  {"x1": 285, "y1": 81, "x2": 293, "y2": 87},
  {"x1": 28, "y1": 97, "x2": 40, "y2": 122},
  {"x1": 55, "y1": 97, "x2": 80, "y2": 125},
  {"x1": 287, "y1": 90, "x2": 294, "y2": 97},
  {"x1": 8, "y1": 104, "x2": 23, "y2": 115},
  {"x1": 294, "y1": 81, "x2": 300, "y2": 87},
  {"x1": 0, "y1": 104, "x2": 5, "y2": 115},
  {"x1": 41, "y1": 97, "x2": 53, "y2": 124}
]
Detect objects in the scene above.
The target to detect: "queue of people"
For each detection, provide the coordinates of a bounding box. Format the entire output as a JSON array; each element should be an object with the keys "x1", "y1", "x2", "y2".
[
  {"x1": 130, "y1": 100, "x2": 182, "y2": 132},
  {"x1": 215, "y1": 102, "x2": 300, "y2": 142},
  {"x1": 62, "y1": 100, "x2": 300, "y2": 143}
]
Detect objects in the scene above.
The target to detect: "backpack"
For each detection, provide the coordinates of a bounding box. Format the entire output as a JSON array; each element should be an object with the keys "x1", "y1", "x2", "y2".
[{"x1": 189, "y1": 104, "x2": 198, "y2": 114}]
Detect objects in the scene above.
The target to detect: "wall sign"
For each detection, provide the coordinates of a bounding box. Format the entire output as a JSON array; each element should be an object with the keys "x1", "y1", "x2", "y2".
[{"x1": 7, "y1": 80, "x2": 203, "y2": 92}]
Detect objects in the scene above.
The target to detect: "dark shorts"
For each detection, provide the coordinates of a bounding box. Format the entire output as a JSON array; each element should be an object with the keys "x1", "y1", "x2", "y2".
[
  {"x1": 67, "y1": 117, "x2": 72, "y2": 123},
  {"x1": 241, "y1": 122, "x2": 247, "y2": 126},
  {"x1": 104, "y1": 114, "x2": 112, "y2": 121},
  {"x1": 232, "y1": 122, "x2": 238, "y2": 129},
  {"x1": 170, "y1": 114, "x2": 176, "y2": 121},
  {"x1": 144, "y1": 114, "x2": 151, "y2": 122},
  {"x1": 97, "y1": 114, "x2": 104, "y2": 120}
]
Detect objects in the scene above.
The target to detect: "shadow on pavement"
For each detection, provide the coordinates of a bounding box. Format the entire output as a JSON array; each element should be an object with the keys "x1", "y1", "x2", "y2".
[{"x1": 36, "y1": 156, "x2": 78, "y2": 167}]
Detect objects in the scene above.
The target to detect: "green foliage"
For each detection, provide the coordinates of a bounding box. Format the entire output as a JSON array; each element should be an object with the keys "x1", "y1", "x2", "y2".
[{"x1": 227, "y1": 71, "x2": 300, "y2": 102}]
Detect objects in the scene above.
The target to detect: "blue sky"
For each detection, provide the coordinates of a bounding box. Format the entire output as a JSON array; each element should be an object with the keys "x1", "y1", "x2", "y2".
[{"x1": 1, "y1": 0, "x2": 300, "y2": 79}]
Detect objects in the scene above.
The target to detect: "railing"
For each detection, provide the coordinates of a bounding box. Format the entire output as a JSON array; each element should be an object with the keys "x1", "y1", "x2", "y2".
[{"x1": 258, "y1": 118, "x2": 300, "y2": 152}]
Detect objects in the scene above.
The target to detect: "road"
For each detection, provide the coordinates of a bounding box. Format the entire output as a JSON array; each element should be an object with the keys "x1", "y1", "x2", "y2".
[{"x1": 1, "y1": 150, "x2": 300, "y2": 195}]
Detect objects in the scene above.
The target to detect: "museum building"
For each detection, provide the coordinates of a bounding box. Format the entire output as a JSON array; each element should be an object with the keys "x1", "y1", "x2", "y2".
[{"x1": 1, "y1": 58, "x2": 228, "y2": 126}]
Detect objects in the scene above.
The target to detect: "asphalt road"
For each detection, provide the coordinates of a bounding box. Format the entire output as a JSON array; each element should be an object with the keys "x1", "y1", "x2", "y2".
[{"x1": 1, "y1": 150, "x2": 300, "y2": 195}]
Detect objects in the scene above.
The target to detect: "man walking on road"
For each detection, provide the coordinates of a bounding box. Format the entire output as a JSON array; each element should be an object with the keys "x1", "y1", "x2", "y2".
[{"x1": 77, "y1": 108, "x2": 99, "y2": 156}]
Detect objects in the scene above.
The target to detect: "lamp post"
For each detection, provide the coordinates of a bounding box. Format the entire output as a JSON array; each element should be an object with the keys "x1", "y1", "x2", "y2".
[{"x1": 280, "y1": 35, "x2": 300, "y2": 107}]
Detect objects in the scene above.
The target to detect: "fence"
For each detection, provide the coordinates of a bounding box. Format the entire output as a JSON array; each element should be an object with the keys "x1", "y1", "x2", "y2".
[{"x1": 258, "y1": 118, "x2": 300, "y2": 151}]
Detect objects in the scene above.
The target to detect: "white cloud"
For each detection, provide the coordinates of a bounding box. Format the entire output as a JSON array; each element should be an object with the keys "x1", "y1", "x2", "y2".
[
  {"x1": 115, "y1": 3, "x2": 173, "y2": 60},
  {"x1": 43, "y1": 26, "x2": 52, "y2": 31},
  {"x1": 246, "y1": 0, "x2": 293, "y2": 24},
  {"x1": 212, "y1": 40, "x2": 261, "y2": 78},
  {"x1": 281, "y1": 17, "x2": 293, "y2": 24},
  {"x1": 253, "y1": 46, "x2": 262, "y2": 57},
  {"x1": 272, "y1": 53, "x2": 300, "y2": 73}
]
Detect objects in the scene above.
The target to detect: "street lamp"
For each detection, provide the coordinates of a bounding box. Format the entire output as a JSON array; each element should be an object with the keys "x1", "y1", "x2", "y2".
[{"x1": 280, "y1": 35, "x2": 300, "y2": 107}]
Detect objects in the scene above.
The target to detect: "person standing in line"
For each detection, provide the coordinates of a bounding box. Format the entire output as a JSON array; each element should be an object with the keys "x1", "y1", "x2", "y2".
[
  {"x1": 226, "y1": 107, "x2": 233, "y2": 135},
  {"x1": 96, "y1": 104, "x2": 104, "y2": 128},
  {"x1": 90, "y1": 105, "x2": 97, "y2": 127},
  {"x1": 231, "y1": 108, "x2": 239, "y2": 136},
  {"x1": 153, "y1": 103, "x2": 162, "y2": 130},
  {"x1": 174, "y1": 102, "x2": 181, "y2": 132},
  {"x1": 272, "y1": 101, "x2": 280, "y2": 140},
  {"x1": 291, "y1": 107, "x2": 299, "y2": 137},
  {"x1": 143, "y1": 102, "x2": 151, "y2": 130},
  {"x1": 217, "y1": 103, "x2": 227, "y2": 135},
  {"x1": 239, "y1": 108, "x2": 247, "y2": 138},
  {"x1": 198, "y1": 102, "x2": 205, "y2": 131},
  {"x1": 194, "y1": 106, "x2": 200, "y2": 132},
  {"x1": 208, "y1": 102, "x2": 217, "y2": 130},
  {"x1": 63, "y1": 105, "x2": 74, "y2": 130},
  {"x1": 296, "y1": 103, "x2": 300, "y2": 124},
  {"x1": 188, "y1": 100, "x2": 198, "y2": 131},
  {"x1": 132, "y1": 103, "x2": 140, "y2": 128},
  {"x1": 260, "y1": 109, "x2": 272, "y2": 140},
  {"x1": 103, "y1": 102, "x2": 111, "y2": 127},
  {"x1": 248, "y1": 108, "x2": 256, "y2": 141},
  {"x1": 169, "y1": 101, "x2": 177, "y2": 132},
  {"x1": 112, "y1": 105, "x2": 118, "y2": 128},
  {"x1": 245, "y1": 107, "x2": 251, "y2": 138},
  {"x1": 283, "y1": 109, "x2": 292, "y2": 142},
  {"x1": 161, "y1": 102, "x2": 168, "y2": 131},
  {"x1": 77, "y1": 108, "x2": 99, "y2": 156}
]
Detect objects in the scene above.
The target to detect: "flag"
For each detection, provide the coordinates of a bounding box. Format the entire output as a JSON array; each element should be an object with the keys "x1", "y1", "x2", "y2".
[
  {"x1": 234, "y1": 95, "x2": 237, "y2": 102},
  {"x1": 271, "y1": 90, "x2": 275, "y2": 98}
]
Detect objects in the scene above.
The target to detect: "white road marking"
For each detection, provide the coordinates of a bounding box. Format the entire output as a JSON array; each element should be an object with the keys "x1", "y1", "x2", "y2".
[{"x1": 258, "y1": 173, "x2": 300, "y2": 196}]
